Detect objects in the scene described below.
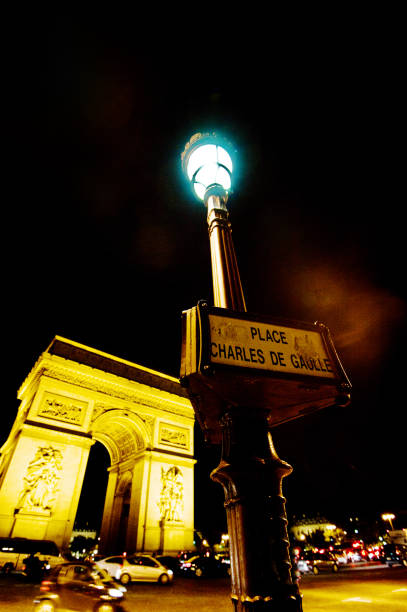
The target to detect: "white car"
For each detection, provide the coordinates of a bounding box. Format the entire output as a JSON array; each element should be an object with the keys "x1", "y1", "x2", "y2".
[{"x1": 96, "y1": 554, "x2": 173, "y2": 585}]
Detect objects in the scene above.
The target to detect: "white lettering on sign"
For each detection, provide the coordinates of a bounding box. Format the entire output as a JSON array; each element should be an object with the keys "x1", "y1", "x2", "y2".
[{"x1": 209, "y1": 315, "x2": 335, "y2": 378}]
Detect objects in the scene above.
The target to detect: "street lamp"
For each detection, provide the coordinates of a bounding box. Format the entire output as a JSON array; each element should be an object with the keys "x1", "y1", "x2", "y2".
[
  {"x1": 181, "y1": 133, "x2": 303, "y2": 611},
  {"x1": 382, "y1": 513, "x2": 395, "y2": 530},
  {"x1": 182, "y1": 132, "x2": 234, "y2": 201},
  {"x1": 181, "y1": 133, "x2": 246, "y2": 312}
]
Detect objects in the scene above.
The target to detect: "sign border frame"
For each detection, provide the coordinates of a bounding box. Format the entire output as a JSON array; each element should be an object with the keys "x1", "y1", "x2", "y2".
[{"x1": 195, "y1": 300, "x2": 351, "y2": 390}]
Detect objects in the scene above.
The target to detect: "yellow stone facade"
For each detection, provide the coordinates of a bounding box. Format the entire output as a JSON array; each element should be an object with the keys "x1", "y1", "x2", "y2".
[{"x1": 0, "y1": 337, "x2": 195, "y2": 555}]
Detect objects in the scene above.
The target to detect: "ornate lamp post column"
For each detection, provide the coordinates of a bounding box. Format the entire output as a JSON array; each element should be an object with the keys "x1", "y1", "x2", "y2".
[{"x1": 181, "y1": 133, "x2": 303, "y2": 611}]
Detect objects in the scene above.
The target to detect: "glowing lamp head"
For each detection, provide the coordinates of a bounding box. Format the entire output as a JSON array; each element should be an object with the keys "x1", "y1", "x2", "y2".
[{"x1": 182, "y1": 132, "x2": 234, "y2": 202}]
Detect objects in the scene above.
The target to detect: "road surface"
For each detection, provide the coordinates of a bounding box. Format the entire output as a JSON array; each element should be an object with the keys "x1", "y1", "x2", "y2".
[{"x1": 0, "y1": 564, "x2": 405, "y2": 611}]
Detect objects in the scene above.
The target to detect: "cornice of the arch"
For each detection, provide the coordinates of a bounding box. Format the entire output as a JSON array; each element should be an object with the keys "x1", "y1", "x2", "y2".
[{"x1": 21, "y1": 354, "x2": 193, "y2": 420}]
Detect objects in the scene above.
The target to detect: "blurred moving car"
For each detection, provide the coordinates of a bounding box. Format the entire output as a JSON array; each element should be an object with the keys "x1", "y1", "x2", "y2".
[
  {"x1": 179, "y1": 554, "x2": 229, "y2": 578},
  {"x1": 381, "y1": 543, "x2": 407, "y2": 567},
  {"x1": 332, "y1": 550, "x2": 348, "y2": 565},
  {"x1": 96, "y1": 554, "x2": 173, "y2": 585},
  {"x1": 296, "y1": 551, "x2": 339, "y2": 575},
  {"x1": 32, "y1": 562, "x2": 127, "y2": 611},
  {"x1": 84, "y1": 554, "x2": 104, "y2": 563}
]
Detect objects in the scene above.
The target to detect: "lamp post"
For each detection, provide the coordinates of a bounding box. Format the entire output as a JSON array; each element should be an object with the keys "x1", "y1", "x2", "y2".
[
  {"x1": 181, "y1": 133, "x2": 303, "y2": 611},
  {"x1": 181, "y1": 132, "x2": 246, "y2": 311},
  {"x1": 382, "y1": 513, "x2": 395, "y2": 531}
]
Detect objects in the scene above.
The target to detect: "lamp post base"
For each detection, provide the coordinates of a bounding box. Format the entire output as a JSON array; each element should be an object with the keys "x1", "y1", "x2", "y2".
[
  {"x1": 230, "y1": 593, "x2": 303, "y2": 612},
  {"x1": 211, "y1": 408, "x2": 303, "y2": 612}
]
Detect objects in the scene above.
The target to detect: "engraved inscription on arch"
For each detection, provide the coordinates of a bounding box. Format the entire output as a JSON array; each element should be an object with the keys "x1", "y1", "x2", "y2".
[
  {"x1": 158, "y1": 422, "x2": 189, "y2": 450},
  {"x1": 37, "y1": 391, "x2": 87, "y2": 426}
]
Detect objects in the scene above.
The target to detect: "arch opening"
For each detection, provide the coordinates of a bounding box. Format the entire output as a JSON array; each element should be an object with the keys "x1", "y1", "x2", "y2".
[{"x1": 74, "y1": 441, "x2": 110, "y2": 536}]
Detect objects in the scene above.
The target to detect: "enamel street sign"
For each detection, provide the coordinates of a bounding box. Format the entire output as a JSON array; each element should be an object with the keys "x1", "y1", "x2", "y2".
[
  {"x1": 209, "y1": 313, "x2": 336, "y2": 379},
  {"x1": 181, "y1": 302, "x2": 351, "y2": 442}
]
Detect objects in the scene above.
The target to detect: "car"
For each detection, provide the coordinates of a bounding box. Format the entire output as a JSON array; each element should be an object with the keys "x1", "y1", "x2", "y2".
[
  {"x1": 215, "y1": 553, "x2": 231, "y2": 575},
  {"x1": 85, "y1": 554, "x2": 104, "y2": 563},
  {"x1": 332, "y1": 550, "x2": 348, "y2": 565},
  {"x1": 296, "y1": 551, "x2": 339, "y2": 575},
  {"x1": 156, "y1": 555, "x2": 181, "y2": 574},
  {"x1": 348, "y1": 549, "x2": 364, "y2": 562},
  {"x1": 96, "y1": 554, "x2": 174, "y2": 585},
  {"x1": 381, "y1": 543, "x2": 407, "y2": 567},
  {"x1": 177, "y1": 550, "x2": 196, "y2": 563},
  {"x1": 179, "y1": 554, "x2": 229, "y2": 578},
  {"x1": 0, "y1": 537, "x2": 64, "y2": 575},
  {"x1": 32, "y1": 561, "x2": 128, "y2": 611}
]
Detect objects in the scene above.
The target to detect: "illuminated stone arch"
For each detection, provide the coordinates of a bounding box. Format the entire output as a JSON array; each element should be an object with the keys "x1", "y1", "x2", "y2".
[
  {"x1": 0, "y1": 337, "x2": 195, "y2": 555},
  {"x1": 91, "y1": 409, "x2": 152, "y2": 464}
]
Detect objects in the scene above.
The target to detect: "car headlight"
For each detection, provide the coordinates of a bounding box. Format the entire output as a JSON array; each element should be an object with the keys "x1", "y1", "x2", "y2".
[
  {"x1": 108, "y1": 588, "x2": 123, "y2": 598},
  {"x1": 167, "y1": 569, "x2": 173, "y2": 576}
]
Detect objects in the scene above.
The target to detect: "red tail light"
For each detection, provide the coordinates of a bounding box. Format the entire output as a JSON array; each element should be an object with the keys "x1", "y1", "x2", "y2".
[{"x1": 40, "y1": 580, "x2": 52, "y2": 592}]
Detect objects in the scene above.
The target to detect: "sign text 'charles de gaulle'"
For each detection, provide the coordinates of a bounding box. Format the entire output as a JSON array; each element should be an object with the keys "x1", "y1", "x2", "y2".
[
  {"x1": 209, "y1": 314, "x2": 336, "y2": 379},
  {"x1": 180, "y1": 302, "x2": 351, "y2": 438}
]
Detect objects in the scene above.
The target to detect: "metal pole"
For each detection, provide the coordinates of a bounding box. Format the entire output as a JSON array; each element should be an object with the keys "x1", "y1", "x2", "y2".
[
  {"x1": 206, "y1": 194, "x2": 246, "y2": 312},
  {"x1": 205, "y1": 194, "x2": 303, "y2": 611}
]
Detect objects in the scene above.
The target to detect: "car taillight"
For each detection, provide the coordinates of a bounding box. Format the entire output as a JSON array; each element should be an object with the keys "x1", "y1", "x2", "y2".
[
  {"x1": 183, "y1": 562, "x2": 192, "y2": 567},
  {"x1": 40, "y1": 580, "x2": 52, "y2": 592}
]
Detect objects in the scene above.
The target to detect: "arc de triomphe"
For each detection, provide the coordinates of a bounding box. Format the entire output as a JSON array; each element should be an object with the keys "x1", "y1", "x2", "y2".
[{"x1": 0, "y1": 337, "x2": 195, "y2": 554}]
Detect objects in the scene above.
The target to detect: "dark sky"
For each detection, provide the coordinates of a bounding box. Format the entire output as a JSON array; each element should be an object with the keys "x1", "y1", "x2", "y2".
[{"x1": 4, "y1": 17, "x2": 406, "y2": 537}]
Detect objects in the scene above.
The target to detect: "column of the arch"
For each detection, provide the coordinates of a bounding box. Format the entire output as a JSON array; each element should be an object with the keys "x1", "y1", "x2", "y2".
[
  {"x1": 0, "y1": 423, "x2": 93, "y2": 550},
  {"x1": 108, "y1": 494, "x2": 125, "y2": 554},
  {"x1": 99, "y1": 467, "x2": 119, "y2": 555},
  {"x1": 140, "y1": 452, "x2": 195, "y2": 554},
  {"x1": 125, "y1": 455, "x2": 147, "y2": 552},
  {"x1": 136, "y1": 451, "x2": 154, "y2": 552}
]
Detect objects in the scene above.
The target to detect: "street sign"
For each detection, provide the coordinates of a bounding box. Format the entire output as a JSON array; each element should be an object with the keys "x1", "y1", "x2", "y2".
[
  {"x1": 181, "y1": 302, "x2": 351, "y2": 442},
  {"x1": 208, "y1": 313, "x2": 336, "y2": 379}
]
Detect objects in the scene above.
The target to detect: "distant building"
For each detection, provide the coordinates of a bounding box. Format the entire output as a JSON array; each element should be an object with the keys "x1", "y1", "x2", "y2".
[
  {"x1": 290, "y1": 516, "x2": 344, "y2": 543},
  {"x1": 70, "y1": 528, "x2": 98, "y2": 541},
  {"x1": 388, "y1": 529, "x2": 407, "y2": 546}
]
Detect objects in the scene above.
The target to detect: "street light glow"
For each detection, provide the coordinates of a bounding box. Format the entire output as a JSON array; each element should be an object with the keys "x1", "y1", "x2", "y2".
[
  {"x1": 381, "y1": 513, "x2": 396, "y2": 530},
  {"x1": 182, "y1": 133, "x2": 234, "y2": 201}
]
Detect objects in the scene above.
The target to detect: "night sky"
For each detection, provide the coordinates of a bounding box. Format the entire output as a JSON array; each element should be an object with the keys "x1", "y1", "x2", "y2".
[{"x1": 4, "y1": 16, "x2": 405, "y2": 540}]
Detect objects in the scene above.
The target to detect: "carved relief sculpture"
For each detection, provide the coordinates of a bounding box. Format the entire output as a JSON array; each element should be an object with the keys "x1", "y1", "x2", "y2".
[
  {"x1": 16, "y1": 446, "x2": 63, "y2": 512},
  {"x1": 158, "y1": 466, "x2": 184, "y2": 522}
]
